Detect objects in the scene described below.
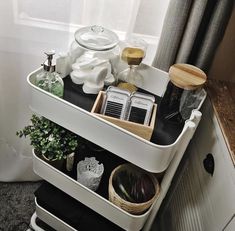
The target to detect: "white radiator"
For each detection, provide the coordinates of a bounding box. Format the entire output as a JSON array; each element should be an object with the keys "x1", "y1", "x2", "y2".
[{"x1": 159, "y1": 161, "x2": 203, "y2": 231}]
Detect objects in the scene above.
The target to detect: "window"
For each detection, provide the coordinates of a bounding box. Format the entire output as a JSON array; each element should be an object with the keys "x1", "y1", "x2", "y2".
[
  {"x1": 11, "y1": 0, "x2": 170, "y2": 64},
  {"x1": 14, "y1": 0, "x2": 169, "y2": 40}
]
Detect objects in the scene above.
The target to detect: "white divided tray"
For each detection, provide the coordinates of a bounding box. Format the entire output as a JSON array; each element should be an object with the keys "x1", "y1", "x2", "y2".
[{"x1": 27, "y1": 64, "x2": 206, "y2": 173}]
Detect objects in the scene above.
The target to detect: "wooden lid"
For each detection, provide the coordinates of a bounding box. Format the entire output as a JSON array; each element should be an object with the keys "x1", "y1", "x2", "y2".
[{"x1": 169, "y1": 63, "x2": 207, "y2": 90}]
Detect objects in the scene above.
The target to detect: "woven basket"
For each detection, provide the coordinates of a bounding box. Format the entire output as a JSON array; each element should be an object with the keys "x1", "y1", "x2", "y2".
[{"x1": 108, "y1": 164, "x2": 160, "y2": 215}]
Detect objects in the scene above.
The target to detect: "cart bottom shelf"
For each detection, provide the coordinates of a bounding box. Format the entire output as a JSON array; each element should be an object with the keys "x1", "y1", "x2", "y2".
[
  {"x1": 30, "y1": 212, "x2": 56, "y2": 231},
  {"x1": 35, "y1": 182, "x2": 124, "y2": 231}
]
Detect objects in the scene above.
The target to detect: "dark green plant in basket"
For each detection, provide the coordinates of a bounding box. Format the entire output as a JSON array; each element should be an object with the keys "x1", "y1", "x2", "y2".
[{"x1": 16, "y1": 114, "x2": 79, "y2": 161}]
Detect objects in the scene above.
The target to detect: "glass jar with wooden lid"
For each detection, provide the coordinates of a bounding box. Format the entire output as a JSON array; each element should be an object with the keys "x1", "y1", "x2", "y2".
[{"x1": 158, "y1": 63, "x2": 207, "y2": 124}]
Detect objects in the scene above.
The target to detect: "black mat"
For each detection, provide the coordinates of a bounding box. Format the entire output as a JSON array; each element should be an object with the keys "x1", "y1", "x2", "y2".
[
  {"x1": 63, "y1": 76, "x2": 183, "y2": 145},
  {"x1": 35, "y1": 182, "x2": 124, "y2": 231}
]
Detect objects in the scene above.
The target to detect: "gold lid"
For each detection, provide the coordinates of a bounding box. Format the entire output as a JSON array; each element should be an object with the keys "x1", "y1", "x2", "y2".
[{"x1": 169, "y1": 63, "x2": 207, "y2": 90}]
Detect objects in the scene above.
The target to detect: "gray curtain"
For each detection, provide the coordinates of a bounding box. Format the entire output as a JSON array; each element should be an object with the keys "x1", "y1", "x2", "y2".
[{"x1": 153, "y1": 0, "x2": 234, "y2": 73}]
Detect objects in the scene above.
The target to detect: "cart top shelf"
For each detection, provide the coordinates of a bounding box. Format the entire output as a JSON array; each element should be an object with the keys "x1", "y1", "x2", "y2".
[{"x1": 27, "y1": 64, "x2": 206, "y2": 173}]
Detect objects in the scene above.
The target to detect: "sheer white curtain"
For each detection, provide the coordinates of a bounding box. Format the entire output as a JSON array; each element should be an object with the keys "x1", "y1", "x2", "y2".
[{"x1": 0, "y1": 0, "x2": 169, "y2": 181}]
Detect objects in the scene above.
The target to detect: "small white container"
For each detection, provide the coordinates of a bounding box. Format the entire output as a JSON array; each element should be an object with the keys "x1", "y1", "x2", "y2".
[
  {"x1": 56, "y1": 52, "x2": 72, "y2": 78},
  {"x1": 77, "y1": 157, "x2": 104, "y2": 191}
]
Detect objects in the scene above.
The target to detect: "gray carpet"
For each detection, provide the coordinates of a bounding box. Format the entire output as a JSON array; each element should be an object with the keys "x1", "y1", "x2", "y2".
[{"x1": 0, "y1": 181, "x2": 41, "y2": 231}]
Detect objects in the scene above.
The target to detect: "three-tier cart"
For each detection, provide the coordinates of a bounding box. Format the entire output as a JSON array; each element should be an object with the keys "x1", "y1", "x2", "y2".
[{"x1": 28, "y1": 63, "x2": 206, "y2": 231}]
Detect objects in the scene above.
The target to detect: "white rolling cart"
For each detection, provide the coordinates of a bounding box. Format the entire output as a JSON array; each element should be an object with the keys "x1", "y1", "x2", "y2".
[{"x1": 27, "y1": 63, "x2": 206, "y2": 231}]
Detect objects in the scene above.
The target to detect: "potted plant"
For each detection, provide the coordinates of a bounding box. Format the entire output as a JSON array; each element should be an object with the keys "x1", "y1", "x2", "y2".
[{"x1": 16, "y1": 114, "x2": 79, "y2": 169}]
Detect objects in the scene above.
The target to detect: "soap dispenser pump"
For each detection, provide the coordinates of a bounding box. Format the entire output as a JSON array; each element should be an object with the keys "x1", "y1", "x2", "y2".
[
  {"x1": 42, "y1": 51, "x2": 56, "y2": 72},
  {"x1": 36, "y1": 51, "x2": 64, "y2": 98}
]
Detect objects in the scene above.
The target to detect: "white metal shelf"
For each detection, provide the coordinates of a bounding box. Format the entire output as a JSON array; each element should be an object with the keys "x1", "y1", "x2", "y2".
[
  {"x1": 32, "y1": 114, "x2": 201, "y2": 231},
  {"x1": 27, "y1": 64, "x2": 206, "y2": 173},
  {"x1": 33, "y1": 151, "x2": 152, "y2": 231}
]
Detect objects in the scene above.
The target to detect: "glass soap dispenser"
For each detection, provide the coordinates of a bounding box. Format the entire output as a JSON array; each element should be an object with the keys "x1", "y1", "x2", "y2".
[{"x1": 36, "y1": 51, "x2": 64, "y2": 98}]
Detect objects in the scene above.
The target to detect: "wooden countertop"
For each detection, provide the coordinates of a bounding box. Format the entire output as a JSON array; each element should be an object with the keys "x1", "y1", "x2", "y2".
[{"x1": 206, "y1": 80, "x2": 235, "y2": 165}]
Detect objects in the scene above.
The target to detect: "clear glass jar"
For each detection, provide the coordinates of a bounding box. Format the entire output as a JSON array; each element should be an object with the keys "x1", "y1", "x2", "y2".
[
  {"x1": 75, "y1": 25, "x2": 119, "y2": 51},
  {"x1": 36, "y1": 71, "x2": 64, "y2": 98},
  {"x1": 158, "y1": 63, "x2": 207, "y2": 123},
  {"x1": 72, "y1": 25, "x2": 120, "y2": 84},
  {"x1": 152, "y1": 64, "x2": 207, "y2": 145}
]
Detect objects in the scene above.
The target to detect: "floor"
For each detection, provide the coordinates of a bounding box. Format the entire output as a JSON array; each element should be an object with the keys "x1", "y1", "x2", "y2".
[{"x1": 0, "y1": 181, "x2": 41, "y2": 231}]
